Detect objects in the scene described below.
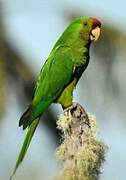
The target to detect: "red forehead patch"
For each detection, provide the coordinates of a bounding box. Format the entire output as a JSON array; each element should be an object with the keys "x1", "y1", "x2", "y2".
[{"x1": 92, "y1": 17, "x2": 101, "y2": 29}]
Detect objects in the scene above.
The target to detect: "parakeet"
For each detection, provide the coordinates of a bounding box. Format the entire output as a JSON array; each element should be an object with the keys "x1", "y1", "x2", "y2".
[{"x1": 11, "y1": 16, "x2": 101, "y2": 178}]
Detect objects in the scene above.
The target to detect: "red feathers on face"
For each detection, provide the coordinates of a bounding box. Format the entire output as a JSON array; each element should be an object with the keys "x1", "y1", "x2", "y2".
[{"x1": 92, "y1": 17, "x2": 101, "y2": 29}]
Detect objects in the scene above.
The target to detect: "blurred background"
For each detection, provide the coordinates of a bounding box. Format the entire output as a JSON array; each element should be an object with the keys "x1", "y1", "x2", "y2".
[{"x1": 0, "y1": 0, "x2": 126, "y2": 179}]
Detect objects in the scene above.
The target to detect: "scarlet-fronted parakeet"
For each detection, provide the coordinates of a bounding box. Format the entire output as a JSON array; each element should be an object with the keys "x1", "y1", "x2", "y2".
[{"x1": 11, "y1": 16, "x2": 101, "y2": 178}]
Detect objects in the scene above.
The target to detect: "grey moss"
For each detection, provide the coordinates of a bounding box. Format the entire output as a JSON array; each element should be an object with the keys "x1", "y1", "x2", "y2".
[{"x1": 54, "y1": 103, "x2": 107, "y2": 180}]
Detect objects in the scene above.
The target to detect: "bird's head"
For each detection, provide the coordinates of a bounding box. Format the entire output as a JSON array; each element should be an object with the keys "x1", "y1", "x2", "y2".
[
  {"x1": 54, "y1": 16, "x2": 101, "y2": 48},
  {"x1": 77, "y1": 16, "x2": 101, "y2": 43}
]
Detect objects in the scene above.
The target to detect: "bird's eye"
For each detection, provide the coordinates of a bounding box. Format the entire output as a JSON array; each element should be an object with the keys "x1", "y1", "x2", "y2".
[{"x1": 83, "y1": 22, "x2": 88, "y2": 26}]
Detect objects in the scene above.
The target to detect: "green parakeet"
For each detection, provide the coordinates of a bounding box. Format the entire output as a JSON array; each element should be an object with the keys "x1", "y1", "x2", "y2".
[{"x1": 11, "y1": 16, "x2": 101, "y2": 178}]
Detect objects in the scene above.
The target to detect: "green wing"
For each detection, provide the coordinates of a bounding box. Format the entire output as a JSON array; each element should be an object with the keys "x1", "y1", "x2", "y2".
[
  {"x1": 20, "y1": 45, "x2": 75, "y2": 128},
  {"x1": 33, "y1": 45, "x2": 74, "y2": 102}
]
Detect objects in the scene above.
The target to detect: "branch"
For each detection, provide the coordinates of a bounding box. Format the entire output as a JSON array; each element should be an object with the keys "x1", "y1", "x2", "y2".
[{"x1": 54, "y1": 103, "x2": 107, "y2": 180}]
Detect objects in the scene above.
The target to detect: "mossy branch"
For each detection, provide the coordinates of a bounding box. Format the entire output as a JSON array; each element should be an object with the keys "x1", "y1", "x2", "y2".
[{"x1": 54, "y1": 103, "x2": 107, "y2": 180}]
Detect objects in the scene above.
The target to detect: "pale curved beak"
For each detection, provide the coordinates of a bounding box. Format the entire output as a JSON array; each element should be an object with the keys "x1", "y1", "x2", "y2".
[{"x1": 90, "y1": 26, "x2": 101, "y2": 42}]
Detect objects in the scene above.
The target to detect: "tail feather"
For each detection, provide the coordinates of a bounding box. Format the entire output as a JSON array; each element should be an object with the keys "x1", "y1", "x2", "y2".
[
  {"x1": 10, "y1": 100, "x2": 51, "y2": 179},
  {"x1": 19, "y1": 100, "x2": 50, "y2": 129},
  {"x1": 19, "y1": 106, "x2": 31, "y2": 129},
  {"x1": 10, "y1": 118, "x2": 39, "y2": 180}
]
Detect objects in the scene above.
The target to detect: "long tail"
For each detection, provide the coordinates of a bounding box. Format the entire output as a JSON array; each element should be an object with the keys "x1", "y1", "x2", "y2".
[{"x1": 10, "y1": 118, "x2": 39, "y2": 180}]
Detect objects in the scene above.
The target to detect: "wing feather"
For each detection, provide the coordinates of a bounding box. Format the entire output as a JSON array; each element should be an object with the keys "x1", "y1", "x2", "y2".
[
  {"x1": 25, "y1": 46, "x2": 74, "y2": 126},
  {"x1": 33, "y1": 45, "x2": 74, "y2": 105}
]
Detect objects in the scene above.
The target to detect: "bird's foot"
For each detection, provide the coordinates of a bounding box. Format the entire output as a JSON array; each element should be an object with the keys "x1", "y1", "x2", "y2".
[{"x1": 63, "y1": 102, "x2": 91, "y2": 128}]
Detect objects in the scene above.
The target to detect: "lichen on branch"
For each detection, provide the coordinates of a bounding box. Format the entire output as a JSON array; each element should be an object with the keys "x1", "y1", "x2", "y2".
[{"x1": 54, "y1": 103, "x2": 107, "y2": 180}]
